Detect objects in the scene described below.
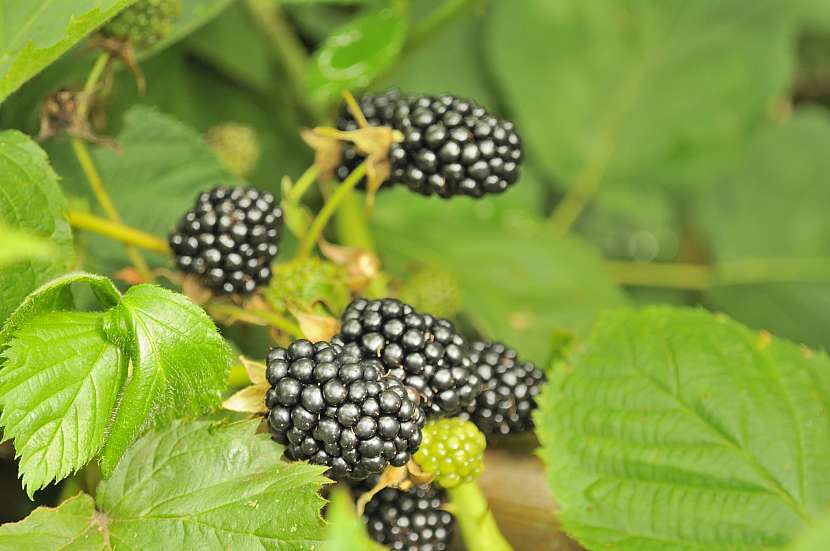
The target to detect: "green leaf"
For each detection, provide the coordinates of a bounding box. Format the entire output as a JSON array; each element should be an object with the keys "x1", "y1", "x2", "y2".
[
  {"x1": 100, "y1": 284, "x2": 231, "y2": 475},
  {"x1": 323, "y1": 489, "x2": 383, "y2": 551},
  {"x1": 0, "y1": 130, "x2": 74, "y2": 324},
  {"x1": 137, "y1": 0, "x2": 237, "y2": 61},
  {"x1": 0, "y1": 493, "x2": 106, "y2": 551},
  {"x1": 538, "y1": 307, "x2": 830, "y2": 550},
  {"x1": 0, "y1": 311, "x2": 127, "y2": 497},
  {"x1": 307, "y1": 2, "x2": 408, "y2": 108},
  {"x1": 0, "y1": 272, "x2": 121, "y2": 351},
  {"x1": 373, "y1": 190, "x2": 626, "y2": 362},
  {"x1": 0, "y1": 0, "x2": 138, "y2": 103},
  {"x1": 698, "y1": 110, "x2": 830, "y2": 352},
  {"x1": 787, "y1": 511, "x2": 830, "y2": 551},
  {"x1": 487, "y1": 0, "x2": 798, "y2": 193},
  {"x1": 0, "y1": 223, "x2": 56, "y2": 267},
  {"x1": 96, "y1": 419, "x2": 328, "y2": 550}
]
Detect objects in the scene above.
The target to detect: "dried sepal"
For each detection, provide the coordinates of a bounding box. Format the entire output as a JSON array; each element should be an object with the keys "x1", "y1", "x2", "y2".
[
  {"x1": 222, "y1": 382, "x2": 269, "y2": 414},
  {"x1": 289, "y1": 307, "x2": 340, "y2": 342},
  {"x1": 239, "y1": 355, "x2": 267, "y2": 385},
  {"x1": 301, "y1": 128, "x2": 343, "y2": 180},
  {"x1": 91, "y1": 35, "x2": 146, "y2": 94}
]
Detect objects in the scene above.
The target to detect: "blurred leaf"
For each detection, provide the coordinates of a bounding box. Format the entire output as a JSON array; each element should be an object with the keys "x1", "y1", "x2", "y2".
[
  {"x1": 100, "y1": 284, "x2": 232, "y2": 475},
  {"x1": 698, "y1": 109, "x2": 830, "y2": 351},
  {"x1": 0, "y1": 493, "x2": 105, "y2": 551},
  {"x1": 97, "y1": 419, "x2": 328, "y2": 549},
  {"x1": 0, "y1": 312, "x2": 127, "y2": 497},
  {"x1": 0, "y1": 224, "x2": 56, "y2": 267},
  {"x1": 787, "y1": 511, "x2": 830, "y2": 551},
  {"x1": 538, "y1": 307, "x2": 830, "y2": 550},
  {"x1": 307, "y1": 2, "x2": 408, "y2": 108},
  {"x1": 487, "y1": 0, "x2": 799, "y2": 194},
  {"x1": 373, "y1": 189, "x2": 626, "y2": 363},
  {"x1": 0, "y1": 0, "x2": 137, "y2": 103},
  {"x1": 0, "y1": 130, "x2": 74, "y2": 323},
  {"x1": 323, "y1": 489, "x2": 383, "y2": 551},
  {"x1": 136, "y1": 0, "x2": 236, "y2": 62}
]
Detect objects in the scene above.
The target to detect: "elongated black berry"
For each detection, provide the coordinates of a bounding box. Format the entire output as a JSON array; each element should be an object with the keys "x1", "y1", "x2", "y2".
[
  {"x1": 465, "y1": 341, "x2": 545, "y2": 436},
  {"x1": 169, "y1": 185, "x2": 282, "y2": 295},
  {"x1": 336, "y1": 90, "x2": 523, "y2": 198},
  {"x1": 266, "y1": 340, "x2": 425, "y2": 480},
  {"x1": 334, "y1": 298, "x2": 480, "y2": 417}
]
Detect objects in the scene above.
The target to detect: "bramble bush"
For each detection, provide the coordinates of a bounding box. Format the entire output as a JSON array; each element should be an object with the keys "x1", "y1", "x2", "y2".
[{"x1": 1, "y1": 1, "x2": 830, "y2": 550}]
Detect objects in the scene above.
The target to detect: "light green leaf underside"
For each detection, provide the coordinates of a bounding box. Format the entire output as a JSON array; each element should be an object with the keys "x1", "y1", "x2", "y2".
[
  {"x1": 487, "y1": 0, "x2": 798, "y2": 193},
  {"x1": 0, "y1": 493, "x2": 106, "y2": 551},
  {"x1": 0, "y1": 130, "x2": 74, "y2": 324},
  {"x1": 0, "y1": 223, "x2": 56, "y2": 267},
  {"x1": 786, "y1": 511, "x2": 830, "y2": 551},
  {"x1": 0, "y1": 0, "x2": 138, "y2": 103},
  {"x1": 100, "y1": 284, "x2": 231, "y2": 475},
  {"x1": 538, "y1": 307, "x2": 830, "y2": 550},
  {"x1": 97, "y1": 419, "x2": 328, "y2": 550},
  {"x1": 0, "y1": 311, "x2": 127, "y2": 497}
]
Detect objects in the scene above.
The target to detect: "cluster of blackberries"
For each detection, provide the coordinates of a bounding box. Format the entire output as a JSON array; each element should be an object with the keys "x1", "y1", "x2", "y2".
[
  {"x1": 336, "y1": 90, "x2": 523, "y2": 198},
  {"x1": 358, "y1": 480, "x2": 455, "y2": 551},
  {"x1": 169, "y1": 186, "x2": 282, "y2": 295},
  {"x1": 334, "y1": 298, "x2": 480, "y2": 417},
  {"x1": 265, "y1": 340, "x2": 425, "y2": 480}
]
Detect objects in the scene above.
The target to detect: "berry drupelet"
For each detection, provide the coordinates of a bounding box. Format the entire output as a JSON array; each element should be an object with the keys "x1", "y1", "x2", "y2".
[
  {"x1": 413, "y1": 418, "x2": 486, "y2": 489},
  {"x1": 101, "y1": 0, "x2": 182, "y2": 49},
  {"x1": 361, "y1": 483, "x2": 455, "y2": 551},
  {"x1": 334, "y1": 298, "x2": 481, "y2": 417},
  {"x1": 335, "y1": 90, "x2": 523, "y2": 198},
  {"x1": 465, "y1": 341, "x2": 546, "y2": 436},
  {"x1": 169, "y1": 186, "x2": 282, "y2": 295},
  {"x1": 266, "y1": 340, "x2": 425, "y2": 480}
]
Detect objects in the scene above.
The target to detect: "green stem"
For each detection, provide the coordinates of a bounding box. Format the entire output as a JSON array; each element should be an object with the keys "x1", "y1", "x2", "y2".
[
  {"x1": 447, "y1": 482, "x2": 514, "y2": 551},
  {"x1": 288, "y1": 164, "x2": 321, "y2": 203},
  {"x1": 209, "y1": 302, "x2": 304, "y2": 338},
  {"x1": 78, "y1": 52, "x2": 110, "y2": 120},
  {"x1": 298, "y1": 162, "x2": 368, "y2": 259},
  {"x1": 335, "y1": 192, "x2": 376, "y2": 252},
  {"x1": 66, "y1": 210, "x2": 171, "y2": 254},
  {"x1": 605, "y1": 261, "x2": 712, "y2": 290}
]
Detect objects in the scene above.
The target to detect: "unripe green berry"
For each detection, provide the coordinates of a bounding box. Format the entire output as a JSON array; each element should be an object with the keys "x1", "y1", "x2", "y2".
[
  {"x1": 102, "y1": 0, "x2": 182, "y2": 49},
  {"x1": 398, "y1": 267, "x2": 463, "y2": 319},
  {"x1": 413, "y1": 418, "x2": 486, "y2": 489},
  {"x1": 206, "y1": 123, "x2": 261, "y2": 178},
  {"x1": 266, "y1": 257, "x2": 350, "y2": 316}
]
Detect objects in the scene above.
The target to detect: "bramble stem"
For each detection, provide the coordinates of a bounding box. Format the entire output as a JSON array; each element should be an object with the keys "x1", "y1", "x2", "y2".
[
  {"x1": 447, "y1": 482, "x2": 514, "y2": 551},
  {"x1": 208, "y1": 302, "x2": 304, "y2": 339},
  {"x1": 298, "y1": 162, "x2": 368, "y2": 259},
  {"x1": 288, "y1": 164, "x2": 321, "y2": 203},
  {"x1": 78, "y1": 52, "x2": 111, "y2": 120},
  {"x1": 605, "y1": 261, "x2": 712, "y2": 290},
  {"x1": 66, "y1": 211, "x2": 170, "y2": 254}
]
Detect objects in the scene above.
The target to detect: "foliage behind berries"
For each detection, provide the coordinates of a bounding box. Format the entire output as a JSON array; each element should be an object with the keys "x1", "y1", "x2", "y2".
[
  {"x1": 398, "y1": 266, "x2": 464, "y2": 319},
  {"x1": 266, "y1": 340, "x2": 425, "y2": 480},
  {"x1": 266, "y1": 257, "x2": 351, "y2": 317},
  {"x1": 169, "y1": 186, "x2": 283, "y2": 295},
  {"x1": 101, "y1": 0, "x2": 182, "y2": 48},
  {"x1": 413, "y1": 417, "x2": 486, "y2": 489},
  {"x1": 334, "y1": 298, "x2": 481, "y2": 416}
]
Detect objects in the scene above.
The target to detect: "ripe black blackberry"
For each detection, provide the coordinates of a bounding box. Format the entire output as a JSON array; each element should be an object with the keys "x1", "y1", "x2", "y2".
[
  {"x1": 360, "y1": 482, "x2": 455, "y2": 551},
  {"x1": 334, "y1": 298, "x2": 480, "y2": 417},
  {"x1": 266, "y1": 340, "x2": 425, "y2": 480},
  {"x1": 335, "y1": 90, "x2": 523, "y2": 198},
  {"x1": 465, "y1": 341, "x2": 546, "y2": 436},
  {"x1": 169, "y1": 186, "x2": 282, "y2": 295}
]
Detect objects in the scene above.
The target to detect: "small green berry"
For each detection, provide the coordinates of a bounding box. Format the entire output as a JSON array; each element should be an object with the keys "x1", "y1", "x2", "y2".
[
  {"x1": 398, "y1": 266, "x2": 463, "y2": 319},
  {"x1": 206, "y1": 123, "x2": 261, "y2": 178},
  {"x1": 266, "y1": 257, "x2": 351, "y2": 316},
  {"x1": 102, "y1": 0, "x2": 182, "y2": 49},
  {"x1": 413, "y1": 418, "x2": 486, "y2": 489}
]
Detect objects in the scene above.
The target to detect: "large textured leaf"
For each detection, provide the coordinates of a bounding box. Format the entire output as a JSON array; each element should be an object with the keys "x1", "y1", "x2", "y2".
[
  {"x1": 538, "y1": 307, "x2": 830, "y2": 550},
  {"x1": 100, "y1": 284, "x2": 231, "y2": 475},
  {"x1": 487, "y1": 0, "x2": 798, "y2": 193},
  {"x1": 786, "y1": 511, "x2": 830, "y2": 551},
  {"x1": 0, "y1": 271, "x2": 121, "y2": 351},
  {"x1": 307, "y1": 2, "x2": 408, "y2": 108},
  {"x1": 0, "y1": 0, "x2": 137, "y2": 103},
  {"x1": 373, "y1": 189, "x2": 626, "y2": 362},
  {"x1": 698, "y1": 110, "x2": 830, "y2": 352},
  {"x1": 0, "y1": 130, "x2": 74, "y2": 323},
  {"x1": 97, "y1": 419, "x2": 328, "y2": 550},
  {"x1": 0, "y1": 311, "x2": 127, "y2": 497},
  {"x1": 0, "y1": 494, "x2": 106, "y2": 551}
]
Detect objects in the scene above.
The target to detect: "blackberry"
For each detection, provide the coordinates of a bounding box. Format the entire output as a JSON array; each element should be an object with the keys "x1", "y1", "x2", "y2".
[
  {"x1": 206, "y1": 123, "x2": 260, "y2": 178},
  {"x1": 413, "y1": 418, "x2": 486, "y2": 489},
  {"x1": 101, "y1": 0, "x2": 182, "y2": 48},
  {"x1": 465, "y1": 341, "x2": 546, "y2": 436},
  {"x1": 334, "y1": 298, "x2": 480, "y2": 417},
  {"x1": 169, "y1": 186, "x2": 282, "y2": 295},
  {"x1": 266, "y1": 340, "x2": 425, "y2": 480},
  {"x1": 361, "y1": 482, "x2": 455, "y2": 551},
  {"x1": 336, "y1": 90, "x2": 523, "y2": 198}
]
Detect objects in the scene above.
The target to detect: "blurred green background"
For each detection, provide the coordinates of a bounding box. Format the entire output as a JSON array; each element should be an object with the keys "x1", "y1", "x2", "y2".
[{"x1": 2, "y1": 0, "x2": 830, "y2": 527}]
